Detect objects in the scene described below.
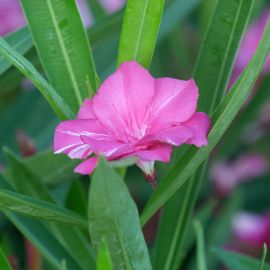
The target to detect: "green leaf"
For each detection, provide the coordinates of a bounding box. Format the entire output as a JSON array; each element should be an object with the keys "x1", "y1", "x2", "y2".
[
  {"x1": 20, "y1": 0, "x2": 98, "y2": 114},
  {"x1": 19, "y1": 150, "x2": 80, "y2": 186},
  {"x1": 150, "y1": 0, "x2": 255, "y2": 268},
  {"x1": 3, "y1": 149, "x2": 96, "y2": 270},
  {"x1": 219, "y1": 74, "x2": 270, "y2": 157},
  {"x1": 158, "y1": 0, "x2": 255, "y2": 266},
  {"x1": 153, "y1": 163, "x2": 207, "y2": 270},
  {"x1": 0, "y1": 38, "x2": 74, "y2": 120},
  {"x1": 0, "y1": 176, "x2": 85, "y2": 270},
  {"x1": 0, "y1": 27, "x2": 32, "y2": 76},
  {"x1": 117, "y1": 0, "x2": 165, "y2": 68},
  {"x1": 0, "y1": 188, "x2": 88, "y2": 229},
  {"x1": 97, "y1": 239, "x2": 113, "y2": 270},
  {"x1": 3, "y1": 147, "x2": 57, "y2": 201},
  {"x1": 206, "y1": 192, "x2": 242, "y2": 269},
  {"x1": 7, "y1": 214, "x2": 83, "y2": 270},
  {"x1": 65, "y1": 181, "x2": 87, "y2": 217},
  {"x1": 89, "y1": 158, "x2": 152, "y2": 270},
  {"x1": 193, "y1": 219, "x2": 207, "y2": 270},
  {"x1": 195, "y1": 0, "x2": 255, "y2": 113},
  {"x1": 212, "y1": 247, "x2": 270, "y2": 270},
  {"x1": 140, "y1": 17, "x2": 270, "y2": 226},
  {"x1": 0, "y1": 248, "x2": 12, "y2": 270},
  {"x1": 258, "y1": 244, "x2": 268, "y2": 270}
]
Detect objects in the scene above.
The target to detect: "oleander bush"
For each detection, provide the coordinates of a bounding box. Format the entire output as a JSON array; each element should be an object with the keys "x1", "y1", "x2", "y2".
[{"x1": 0, "y1": 0, "x2": 270, "y2": 269}]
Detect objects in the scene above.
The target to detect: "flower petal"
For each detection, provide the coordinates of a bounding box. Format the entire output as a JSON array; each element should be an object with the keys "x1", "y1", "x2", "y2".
[
  {"x1": 93, "y1": 61, "x2": 155, "y2": 140},
  {"x1": 135, "y1": 143, "x2": 172, "y2": 163},
  {"x1": 77, "y1": 98, "x2": 96, "y2": 119},
  {"x1": 182, "y1": 112, "x2": 211, "y2": 147},
  {"x1": 232, "y1": 212, "x2": 268, "y2": 246},
  {"x1": 149, "y1": 78, "x2": 199, "y2": 132},
  {"x1": 81, "y1": 135, "x2": 134, "y2": 158},
  {"x1": 54, "y1": 119, "x2": 110, "y2": 159},
  {"x1": 141, "y1": 126, "x2": 193, "y2": 146},
  {"x1": 74, "y1": 156, "x2": 99, "y2": 175}
]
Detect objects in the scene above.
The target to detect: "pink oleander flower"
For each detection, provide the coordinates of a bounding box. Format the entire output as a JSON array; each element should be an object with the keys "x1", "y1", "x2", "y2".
[
  {"x1": 54, "y1": 61, "x2": 211, "y2": 183},
  {"x1": 100, "y1": 0, "x2": 125, "y2": 13},
  {"x1": 211, "y1": 153, "x2": 268, "y2": 195},
  {"x1": 230, "y1": 10, "x2": 270, "y2": 87},
  {"x1": 77, "y1": 0, "x2": 93, "y2": 28},
  {"x1": 232, "y1": 212, "x2": 270, "y2": 247},
  {"x1": 0, "y1": 0, "x2": 25, "y2": 36}
]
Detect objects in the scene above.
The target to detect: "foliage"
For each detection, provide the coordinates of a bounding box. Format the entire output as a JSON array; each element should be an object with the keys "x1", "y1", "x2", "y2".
[{"x1": 0, "y1": 0, "x2": 270, "y2": 269}]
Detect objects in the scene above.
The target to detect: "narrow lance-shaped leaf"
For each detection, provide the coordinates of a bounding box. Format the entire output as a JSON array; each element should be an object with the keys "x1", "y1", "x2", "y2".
[
  {"x1": 206, "y1": 192, "x2": 242, "y2": 269},
  {"x1": 3, "y1": 149, "x2": 96, "y2": 270},
  {"x1": 89, "y1": 158, "x2": 152, "y2": 270},
  {"x1": 140, "y1": 18, "x2": 270, "y2": 226},
  {"x1": 96, "y1": 239, "x2": 113, "y2": 270},
  {"x1": 218, "y1": 74, "x2": 270, "y2": 157},
  {"x1": 117, "y1": 0, "x2": 165, "y2": 68},
  {"x1": 10, "y1": 150, "x2": 80, "y2": 186},
  {"x1": 0, "y1": 248, "x2": 13, "y2": 270},
  {"x1": 195, "y1": 0, "x2": 255, "y2": 112},
  {"x1": 7, "y1": 214, "x2": 83, "y2": 270},
  {"x1": 65, "y1": 181, "x2": 87, "y2": 217},
  {"x1": 212, "y1": 247, "x2": 270, "y2": 270},
  {"x1": 20, "y1": 0, "x2": 98, "y2": 114},
  {"x1": 0, "y1": 38, "x2": 74, "y2": 120},
  {"x1": 153, "y1": 0, "x2": 255, "y2": 268},
  {"x1": 258, "y1": 244, "x2": 268, "y2": 270},
  {"x1": 0, "y1": 27, "x2": 32, "y2": 76},
  {"x1": 0, "y1": 176, "x2": 85, "y2": 270},
  {"x1": 0, "y1": 188, "x2": 88, "y2": 229},
  {"x1": 193, "y1": 219, "x2": 207, "y2": 270}
]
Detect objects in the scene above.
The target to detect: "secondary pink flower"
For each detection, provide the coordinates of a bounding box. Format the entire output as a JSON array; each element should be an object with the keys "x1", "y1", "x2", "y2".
[
  {"x1": 54, "y1": 61, "x2": 211, "y2": 183},
  {"x1": 0, "y1": 0, "x2": 25, "y2": 36},
  {"x1": 211, "y1": 153, "x2": 268, "y2": 195},
  {"x1": 232, "y1": 212, "x2": 270, "y2": 247},
  {"x1": 100, "y1": 0, "x2": 125, "y2": 13},
  {"x1": 76, "y1": 0, "x2": 93, "y2": 28},
  {"x1": 230, "y1": 10, "x2": 270, "y2": 87}
]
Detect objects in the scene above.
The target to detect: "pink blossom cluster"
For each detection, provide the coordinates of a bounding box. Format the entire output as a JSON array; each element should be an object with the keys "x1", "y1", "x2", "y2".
[
  {"x1": 230, "y1": 9, "x2": 270, "y2": 87},
  {"x1": 0, "y1": 0, "x2": 25, "y2": 36},
  {"x1": 232, "y1": 212, "x2": 270, "y2": 248},
  {"x1": 211, "y1": 153, "x2": 268, "y2": 195}
]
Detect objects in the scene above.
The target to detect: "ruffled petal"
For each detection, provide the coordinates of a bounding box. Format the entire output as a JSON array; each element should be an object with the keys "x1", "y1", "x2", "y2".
[
  {"x1": 81, "y1": 135, "x2": 134, "y2": 158},
  {"x1": 139, "y1": 113, "x2": 210, "y2": 148},
  {"x1": 149, "y1": 78, "x2": 199, "y2": 132},
  {"x1": 140, "y1": 126, "x2": 193, "y2": 146},
  {"x1": 54, "y1": 119, "x2": 111, "y2": 159},
  {"x1": 74, "y1": 156, "x2": 99, "y2": 175},
  {"x1": 77, "y1": 98, "x2": 96, "y2": 119},
  {"x1": 135, "y1": 143, "x2": 172, "y2": 163},
  {"x1": 93, "y1": 61, "x2": 155, "y2": 140},
  {"x1": 182, "y1": 112, "x2": 211, "y2": 147}
]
